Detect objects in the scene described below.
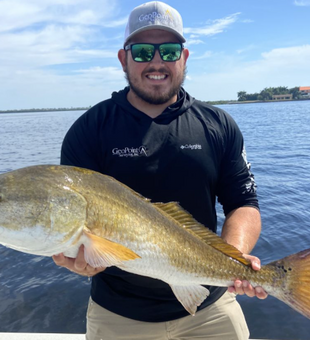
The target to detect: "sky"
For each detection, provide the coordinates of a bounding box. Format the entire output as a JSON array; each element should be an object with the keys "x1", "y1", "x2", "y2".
[{"x1": 1, "y1": 0, "x2": 310, "y2": 110}]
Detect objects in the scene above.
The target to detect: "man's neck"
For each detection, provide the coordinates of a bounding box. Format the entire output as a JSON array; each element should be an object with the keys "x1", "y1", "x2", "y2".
[{"x1": 127, "y1": 90, "x2": 177, "y2": 119}]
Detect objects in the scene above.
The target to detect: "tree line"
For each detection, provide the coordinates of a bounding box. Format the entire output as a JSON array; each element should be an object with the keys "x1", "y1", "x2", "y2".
[{"x1": 237, "y1": 86, "x2": 301, "y2": 101}]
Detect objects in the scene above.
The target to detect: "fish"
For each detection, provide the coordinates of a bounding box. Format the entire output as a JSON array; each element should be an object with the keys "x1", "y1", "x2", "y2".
[{"x1": 0, "y1": 164, "x2": 310, "y2": 318}]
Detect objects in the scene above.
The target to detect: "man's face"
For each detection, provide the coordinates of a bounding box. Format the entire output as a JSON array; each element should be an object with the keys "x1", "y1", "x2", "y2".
[{"x1": 119, "y1": 30, "x2": 189, "y2": 106}]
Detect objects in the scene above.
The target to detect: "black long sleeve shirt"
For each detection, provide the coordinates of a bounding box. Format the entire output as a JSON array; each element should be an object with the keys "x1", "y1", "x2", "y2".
[{"x1": 61, "y1": 87, "x2": 259, "y2": 322}]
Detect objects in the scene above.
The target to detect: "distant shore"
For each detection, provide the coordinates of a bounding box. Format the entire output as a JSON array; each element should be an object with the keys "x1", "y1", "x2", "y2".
[
  {"x1": 0, "y1": 107, "x2": 90, "y2": 114},
  {"x1": 207, "y1": 97, "x2": 310, "y2": 106},
  {"x1": 1, "y1": 98, "x2": 309, "y2": 114}
]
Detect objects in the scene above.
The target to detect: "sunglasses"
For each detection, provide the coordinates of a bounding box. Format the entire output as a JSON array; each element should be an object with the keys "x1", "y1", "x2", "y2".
[{"x1": 124, "y1": 42, "x2": 184, "y2": 62}]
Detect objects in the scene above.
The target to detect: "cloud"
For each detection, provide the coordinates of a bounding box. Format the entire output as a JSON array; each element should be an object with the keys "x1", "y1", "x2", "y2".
[
  {"x1": 0, "y1": 0, "x2": 121, "y2": 33},
  {"x1": 185, "y1": 44, "x2": 310, "y2": 101},
  {"x1": 237, "y1": 44, "x2": 257, "y2": 54},
  {"x1": 185, "y1": 39, "x2": 205, "y2": 46},
  {"x1": 0, "y1": 0, "x2": 127, "y2": 110},
  {"x1": 0, "y1": 66, "x2": 126, "y2": 110},
  {"x1": 241, "y1": 19, "x2": 254, "y2": 23},
  {"x1": 190, "y1": 51, "x2": 213, "y2": 60},
  {"x1": 0, "y1": 1, "x2": 122, "y2": 71},
  {"x1": 293, "y1": 0, "x2": 310, "y2": 6},
  {"x1": 184, "y1": 13, "x2": 241, "y2": 37},
  {"x1": 74, "y1": 66, "x2": 123, "y2": 79},
  {"x1": 260, "y1": 44, "x2": 310, "y2": 68},
  {"x1": 0, "y1": 1, "x2": 42, "y2": 32},
  {"x1": 0, "y1": 25, "x2": 117, "y2": 71}
]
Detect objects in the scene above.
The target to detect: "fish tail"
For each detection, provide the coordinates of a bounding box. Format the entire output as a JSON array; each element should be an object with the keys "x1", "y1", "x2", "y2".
[{"x1": 269, "y1": 248, "x2": 310, "y2": 319}]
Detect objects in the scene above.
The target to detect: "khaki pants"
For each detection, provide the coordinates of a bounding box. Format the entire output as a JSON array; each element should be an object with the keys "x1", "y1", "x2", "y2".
[{"x1": 86, "y1": 291, "x2": 249, "y2": 340}]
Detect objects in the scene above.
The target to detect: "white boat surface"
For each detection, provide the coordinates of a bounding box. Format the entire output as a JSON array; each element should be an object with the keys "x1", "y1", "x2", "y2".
[
  {"x1": 0, "y1": 334, "x2": 85, "y2": 339},
  {"x1": 0, "y1": 334, "x2": 267, "y2": 340}
]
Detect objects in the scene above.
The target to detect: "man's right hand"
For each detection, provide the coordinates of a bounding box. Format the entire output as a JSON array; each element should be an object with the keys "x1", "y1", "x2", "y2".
[{"x1": 52, "y1": 245, "x2": 106, "y2": 277}]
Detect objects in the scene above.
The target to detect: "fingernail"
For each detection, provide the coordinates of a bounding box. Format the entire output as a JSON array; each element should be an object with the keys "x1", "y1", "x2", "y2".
[
  {"x1": 254, "y1": 261, "x2": 261, "y2": 269},
  {"x1": 236, "y1": 282, "x2": 242, "y2": 288},
  {"x1": 242, "y1": 281, "x2": 248, "y2": 288},
  {"x1": 256, "y1": 287, "x2": 262, "y2": 293}
]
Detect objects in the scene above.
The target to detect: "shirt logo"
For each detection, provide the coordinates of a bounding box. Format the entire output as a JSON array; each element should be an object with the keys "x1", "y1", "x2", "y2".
[
  {"x1": 180, "y1": 144, "x2": 202, "y2": 150},
  {"x1": 112, "y1": 146, "x2": 147, "y2": 157}
]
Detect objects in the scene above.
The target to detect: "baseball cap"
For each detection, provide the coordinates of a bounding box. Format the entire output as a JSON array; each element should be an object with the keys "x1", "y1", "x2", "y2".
[{"x1": 124, "y1": 1, "x2": 186, "y2": 47}]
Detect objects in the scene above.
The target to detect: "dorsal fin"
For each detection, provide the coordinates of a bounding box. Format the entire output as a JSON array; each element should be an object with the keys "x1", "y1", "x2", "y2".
[{"x1": 153, "y1": 202, "x2": 251, "y2": 266}]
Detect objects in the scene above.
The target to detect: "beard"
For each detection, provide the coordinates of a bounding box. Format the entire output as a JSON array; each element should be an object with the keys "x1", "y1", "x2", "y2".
[{"x1": 125, "y1": 65, "x2": 187, "y2": 105}]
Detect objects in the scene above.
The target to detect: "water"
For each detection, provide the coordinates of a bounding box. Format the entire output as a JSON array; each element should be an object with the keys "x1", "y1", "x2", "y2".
[
  {"x1": 216, "y1": 101, "x2": 310, "y2": 339},
  {"x1": 0, "y1": 101, "x2": 310, "y2": 339}
]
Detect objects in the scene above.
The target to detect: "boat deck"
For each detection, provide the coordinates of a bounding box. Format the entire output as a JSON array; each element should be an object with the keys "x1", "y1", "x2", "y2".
[
  {"x1": 0, "y1": 334, "x2": 265, "y2": 339},
  {"x1": 0, "y1": 334, "x2": 84, "y2": 340}
]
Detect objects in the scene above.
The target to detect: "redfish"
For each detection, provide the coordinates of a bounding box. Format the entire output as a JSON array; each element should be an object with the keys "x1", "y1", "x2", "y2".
[{"x1": 0, "y1": 165, "x2": 310, "y2": 318}]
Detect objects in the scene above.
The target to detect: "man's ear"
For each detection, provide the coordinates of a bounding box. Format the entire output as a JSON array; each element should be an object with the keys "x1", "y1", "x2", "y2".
[
  {"x1": 118, "y1": 49, "x2": 127, "y2": 72},
  {"x1": 183, "y1": 48, "x2": 190, "y2": 64}
]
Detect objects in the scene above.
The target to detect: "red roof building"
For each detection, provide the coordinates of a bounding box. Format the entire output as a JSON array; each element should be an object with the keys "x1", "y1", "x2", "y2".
[{"x1": 299, "y1": 86, "x2": 310, "y2": 94}]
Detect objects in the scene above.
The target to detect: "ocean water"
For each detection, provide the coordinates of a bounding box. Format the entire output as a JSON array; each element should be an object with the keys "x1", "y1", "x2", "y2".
[{"x1": 0, "y1": 101, "x2": 310, "y2": 339}]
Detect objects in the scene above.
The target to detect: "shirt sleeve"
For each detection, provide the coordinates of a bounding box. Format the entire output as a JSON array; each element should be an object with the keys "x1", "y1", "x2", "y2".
[{"x1": 216, "y1": 112, "x2": 259, "y2": 216}]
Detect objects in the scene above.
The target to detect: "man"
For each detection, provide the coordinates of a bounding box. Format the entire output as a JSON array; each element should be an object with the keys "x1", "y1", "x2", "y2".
[{"x1": 53, "y1": 2, "x2": 267, "y2": 339}]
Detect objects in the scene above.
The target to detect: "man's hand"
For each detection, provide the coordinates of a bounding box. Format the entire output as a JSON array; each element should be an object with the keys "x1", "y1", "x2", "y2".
[
  {"x1": 228, "y1": 254, "x2": 268, "y2": 299},
  {"x1": 52, "y1": 245, "x2": 106, "y2": 277}
]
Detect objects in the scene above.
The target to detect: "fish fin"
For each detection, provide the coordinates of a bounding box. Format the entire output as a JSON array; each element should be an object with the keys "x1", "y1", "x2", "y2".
[
  {"x1": 154, "y1": 202, "x2": 251, "y2": 266},
  {"x1": 170, "y1": 284, "x2": 210, "y2": 316},
  {"x1": 83, "y1": 230, "x2": 140, "y2": 268},
  {"x1": 268, "y1": 248, "x2": 310, "y2": 319}
]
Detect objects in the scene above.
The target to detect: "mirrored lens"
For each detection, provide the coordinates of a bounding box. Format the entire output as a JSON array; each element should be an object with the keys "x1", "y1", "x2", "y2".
[
  {"x1": 130, "y1": 43, "x2": 182, "y2": 62},
  {"x1": 159, "y1": 43, "x2": 182, "y2": 61},
  {"x1": 131, "y1": 44, "x2": 155, "y2": 62}
]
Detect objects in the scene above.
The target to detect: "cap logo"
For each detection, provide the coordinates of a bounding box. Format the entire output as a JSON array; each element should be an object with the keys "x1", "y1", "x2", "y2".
[
  {"x1": 165, "y1": 9, "x2": 173, "y2": 21},
  {"x1": 139, "y1": 9, "x2": 173, "y2": 24}
]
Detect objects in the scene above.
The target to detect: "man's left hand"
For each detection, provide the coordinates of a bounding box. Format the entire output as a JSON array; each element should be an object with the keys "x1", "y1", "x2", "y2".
[{"x1": 228, "y1": 254, "x2": 268, "y2": 299}]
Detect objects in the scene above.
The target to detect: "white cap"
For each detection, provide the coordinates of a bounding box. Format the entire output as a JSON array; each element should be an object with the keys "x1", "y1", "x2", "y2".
[{"x1": 124, "y1": 1, "x2": 186, "y2": 46}]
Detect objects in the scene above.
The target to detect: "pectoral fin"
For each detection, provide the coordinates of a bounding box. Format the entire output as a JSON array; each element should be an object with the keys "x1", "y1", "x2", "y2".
[
  {"x1": 83, "y1": 230, "x2": 140, "y2": 268},
  {"x1": 170, "y1": 284, "x2": 210, "y2": 316}
]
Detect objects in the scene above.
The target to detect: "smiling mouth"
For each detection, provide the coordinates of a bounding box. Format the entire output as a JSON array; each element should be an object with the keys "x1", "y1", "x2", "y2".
[{"x1": 147, "y1": 74, "x2": 167, "y2": 80}]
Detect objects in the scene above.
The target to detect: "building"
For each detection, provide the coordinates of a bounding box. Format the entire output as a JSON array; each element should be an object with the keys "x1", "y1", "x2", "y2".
[
  {"x1": 299, "y1": 86, "x2": 310, "y2": 97},
  {"x1": 272, "y1": 94, "x2": 293, "y2": 101}
]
